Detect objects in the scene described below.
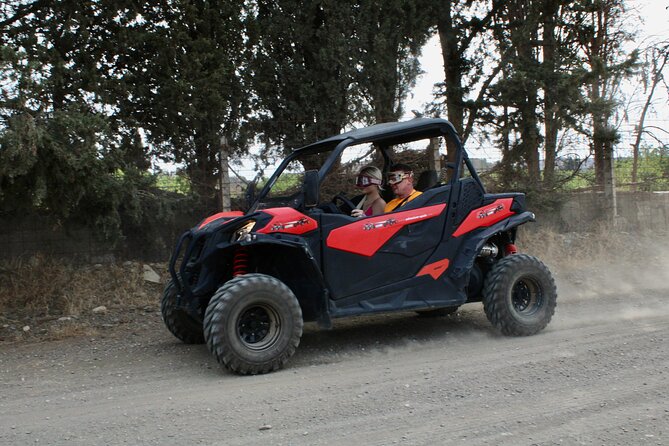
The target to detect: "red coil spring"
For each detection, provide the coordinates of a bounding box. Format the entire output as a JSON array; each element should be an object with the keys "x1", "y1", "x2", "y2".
[
  {"x1": 232, "y1": 248, "x2": 250, "y2": 277},
  {"x1": 504, "y1": 243, "x2": 518, "y2": 256}
]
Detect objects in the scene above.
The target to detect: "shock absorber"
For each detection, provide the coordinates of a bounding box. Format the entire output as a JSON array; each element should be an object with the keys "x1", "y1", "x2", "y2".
[
  {"x1": 504, "y1": 243, "x2": 518, "y2": 255},
  {"x1": 232, "y1": 247, "x2": 250, "y2": 277}
]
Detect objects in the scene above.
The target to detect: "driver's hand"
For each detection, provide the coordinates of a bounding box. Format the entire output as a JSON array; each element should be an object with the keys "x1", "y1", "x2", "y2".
[{"x1": 351, "y1": 209, "x2": 364, "y2": 218}]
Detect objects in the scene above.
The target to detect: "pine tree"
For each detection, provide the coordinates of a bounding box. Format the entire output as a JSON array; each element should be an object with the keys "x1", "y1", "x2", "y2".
[{"x1": 351, "y1": 0, "x2": 432, "y2": 124}]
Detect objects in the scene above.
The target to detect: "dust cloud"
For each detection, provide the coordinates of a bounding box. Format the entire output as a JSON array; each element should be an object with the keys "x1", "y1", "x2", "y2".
[{"x1": 525, "y1": 230, "x2": 669, "y2": 329}]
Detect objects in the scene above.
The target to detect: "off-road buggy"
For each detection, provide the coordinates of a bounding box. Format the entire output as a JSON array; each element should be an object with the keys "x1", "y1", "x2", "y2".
[{"x1": 162, "y1": 118, "x2": 557, "y2": 375}]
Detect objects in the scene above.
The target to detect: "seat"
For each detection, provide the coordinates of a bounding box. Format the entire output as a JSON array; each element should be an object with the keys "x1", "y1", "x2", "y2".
[{"x1": 415, "y1": 170, "x2": 439, "y2": 192}]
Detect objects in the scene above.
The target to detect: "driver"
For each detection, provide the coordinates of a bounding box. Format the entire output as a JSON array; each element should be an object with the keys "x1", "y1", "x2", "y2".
[
  {"x1": 384, "y1": 163, "x2": 422, "y2": 212},
  {"x1": 351, "y1": 166, "x2": 386, "y2": 218}
]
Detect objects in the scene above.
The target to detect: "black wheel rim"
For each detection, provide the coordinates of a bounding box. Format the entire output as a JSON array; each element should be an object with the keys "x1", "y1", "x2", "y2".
[
  {"x1": 511, "y1": 277, "x2": 543, "y2": 316},
  {"x1": 237, "y1": 304, "x2": 281, "y2": 350}
]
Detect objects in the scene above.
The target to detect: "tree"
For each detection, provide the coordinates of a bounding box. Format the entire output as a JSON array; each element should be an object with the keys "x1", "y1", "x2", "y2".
[
  {"x1": 351, "y1": 0, "x2": 432, "y2": 125},
  {"x1": 630, "y1": 41, "x2": 669, "y2": 190},
  {"x1": 115, "y1": 0, "x2": 249, "y2": 204},
  {"x1": 0, "y1": 1, "x2": 191, "y2": 242},
  {"x1": 529, "y1": 1, "x2": 588, "y2": 187},
  {"x1": 483, "y1": 0, "x2": 544, "y2": 189},
  {"x1": 574, "y1": 0, "x2": 637, "y2": 204},
  {"x1": 434, "y1": 0, "x2": 506, "y2": 162},
  {"x1": 0, "y1": 1, "x2": 136, "y2": 233},
  {"x1": 247, "y1": 0, "x2": 357, "y2": 161}
]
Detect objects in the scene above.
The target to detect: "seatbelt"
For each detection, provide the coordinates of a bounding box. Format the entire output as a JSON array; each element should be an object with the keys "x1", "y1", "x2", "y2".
[
  {"x1": 355, "y1": 196, "x2": 366, "y2": 210},
  {"x1": 388, "y1": 190, "x2": 418, "y2": 212}
]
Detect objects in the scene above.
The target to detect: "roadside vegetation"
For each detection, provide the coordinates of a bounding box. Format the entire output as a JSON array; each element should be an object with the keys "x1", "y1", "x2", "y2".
[
  {"x1": 0, "y1": 258, "x2": 162, "y2": 342},
  {"x1": 0, "y1": 2, "x2": 666, "y2": 342},
  {"x1": 2, "y1": 226, "x2": 666, "y2": 344}
]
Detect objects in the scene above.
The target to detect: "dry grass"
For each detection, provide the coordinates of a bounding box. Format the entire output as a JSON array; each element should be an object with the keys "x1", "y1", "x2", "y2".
[
  {"x1": 520, "y1": 224, "x2": 668, "y2": 267},
  {"x1": 0, "y1": 256, "x2": 163, "y2": 342},
  {"x1": 2, "y1": 227, "x2": 666, "y2": 343},
  {"x1": 520, "y1": 225, "x2": 669, "y2": 299}
]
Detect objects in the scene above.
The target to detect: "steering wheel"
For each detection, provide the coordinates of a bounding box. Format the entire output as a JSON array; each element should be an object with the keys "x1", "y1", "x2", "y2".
[{"x1": 331, "y1": 192, "x2": 356, "y2": 215}]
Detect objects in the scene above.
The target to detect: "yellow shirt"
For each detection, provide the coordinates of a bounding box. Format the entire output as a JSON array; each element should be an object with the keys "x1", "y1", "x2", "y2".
[{"x1": 384, "y1": 190, "x2": 422, "y2": 213}]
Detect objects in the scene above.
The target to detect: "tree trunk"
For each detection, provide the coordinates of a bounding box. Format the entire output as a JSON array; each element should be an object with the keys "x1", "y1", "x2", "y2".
[
  {"x1": 187, "y1": 132, "x2": 218, "y2": 206},
  {"x1": 541, "y1": 0, "x2": 560, "y2": 187},
  {"x1": 437, "y1": 1, "x2": 463, "y2": 166},
  {"x1": 590, "y1": 79, "x2": 606, "y2": 191},
  {"x1": 602, "y1": 138, "x2": 617, "y2": 222},
  {"x1": 630, "y1": 49, "x2": 668, "y2": 191},
  {"x1": 509, "y1": 1, "x2": 541, "y2": 186},
  {"x1": 219, "y1": 136, "x2": 231, "y2": 212},
  {"x1": 500, "y1": 103, "x2": 514, "y2": 188},
  {"x1": 427, "y1": 137, "x2": 442, "y2": 176}
]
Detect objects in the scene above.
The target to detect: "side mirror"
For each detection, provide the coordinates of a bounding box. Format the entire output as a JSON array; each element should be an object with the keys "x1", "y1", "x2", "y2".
[{"x1": 303, "y1": 170, "x2": 319, "y2": 208}]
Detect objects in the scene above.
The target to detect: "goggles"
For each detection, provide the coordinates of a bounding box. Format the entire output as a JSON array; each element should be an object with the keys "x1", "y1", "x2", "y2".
[
  {"x1": 356, "y1": 174, "x2": 382, "y2": 188},
  {"x1": 387, "y1": 172, "x2": 411, "y2": 185}
]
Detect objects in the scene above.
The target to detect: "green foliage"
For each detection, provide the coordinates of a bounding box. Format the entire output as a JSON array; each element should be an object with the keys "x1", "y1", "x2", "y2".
[
  {"x1": 1, "y1": 107, "x2": 110, "y2": 216},
  {"x1": 155, "y1": 173, "x2": 192, "y2": 195},
  {"x1": 537, "y1": 150, "x2": 669, "y2": 193},
  {"x1": 247, "y1": 0, "x2": 433, "y2": 155},
  {"x1": 351, "y1": 0, "x2": 433, "y2": 124},
  {"x1": 0, "y1": 0, "x2": 663, "y2": 260},
  {"x1": 259, "y1": 172, "x2": 302, "y2": 196},
  {"x1": 0, "y1": 1, "x2": 247, "y2": 247},
  {"x1": 558, "y1": 168, "x2": 596, "y2": 190},
  {"x1": 247, "y1": 0, "x2": 358, "y2": 151},
  {"x1": 115, "y1": 0, "x2": 250, "y2": 199},
  {"x1": 615, "y1": 151, "x2": 669, "y2": 192}
]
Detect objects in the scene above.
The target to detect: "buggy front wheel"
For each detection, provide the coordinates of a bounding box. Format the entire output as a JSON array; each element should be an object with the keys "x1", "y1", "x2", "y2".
[
  {"x1": 203, "y1": 273, "x2": 303, "y2": 375},
  {"x1": 161, "y1": 279, "x2": 205, "y2": 344}
]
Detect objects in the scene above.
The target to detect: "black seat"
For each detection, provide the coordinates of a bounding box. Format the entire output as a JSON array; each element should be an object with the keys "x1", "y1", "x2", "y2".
[
  {"x1": 416, "y1": 170, "x2": 439, "y2": 192},
  {"x1": 394, "y1": 184, "x2": 451, "y2": 212}
]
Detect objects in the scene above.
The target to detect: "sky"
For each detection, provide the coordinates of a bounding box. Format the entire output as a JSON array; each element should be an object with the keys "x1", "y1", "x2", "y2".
[{"x1": 403, "y1": 0, "x2": 669, "y2": 162}]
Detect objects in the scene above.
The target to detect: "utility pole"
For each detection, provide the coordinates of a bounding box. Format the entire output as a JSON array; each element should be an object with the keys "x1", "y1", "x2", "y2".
[
  {"x1": 427, "y1": 137, "x2": 442, "y2": 173},
  {"x1": 219, "y1": 135, "x2": 231, "y2": 212}
]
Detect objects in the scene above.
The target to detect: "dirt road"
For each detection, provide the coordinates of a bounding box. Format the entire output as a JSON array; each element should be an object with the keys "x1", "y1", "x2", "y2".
[{"x1": 1, "y1": 273, "x2": 668, "y2": 446}]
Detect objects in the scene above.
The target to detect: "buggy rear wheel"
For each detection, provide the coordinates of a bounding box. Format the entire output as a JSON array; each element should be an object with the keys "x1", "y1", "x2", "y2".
[
  {"x1": 483, "y1": 254, "x2": 557, "y2": 336},
  {"x1": 203, "y1": 273, "x2": 303, "y2": 375},
  {"x1": 161, "y1": 279, "x2": 205, "y2": 344}
]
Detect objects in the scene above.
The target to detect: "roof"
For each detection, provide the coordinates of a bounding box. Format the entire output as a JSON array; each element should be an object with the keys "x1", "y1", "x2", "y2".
[{"x1": 293, "y1": 118, "x2": 459, "y2": 154}]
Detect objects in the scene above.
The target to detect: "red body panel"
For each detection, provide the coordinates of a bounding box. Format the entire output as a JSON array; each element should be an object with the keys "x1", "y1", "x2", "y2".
[
  {"x1": 452, "y1": 198, "x2": 515, "y2": 238},
  {"x1": 198, "y1": 211, "x2": 244, "y2": 229},
  {"x1": 416, "y1": 258, "x2": 451, "y2": 280},
  {"x1": 326, "y1": 204, "x2": 446, "y2": 257},
  {"x1": 256, "y1": 207, "x2": 318, "y2": 235}
]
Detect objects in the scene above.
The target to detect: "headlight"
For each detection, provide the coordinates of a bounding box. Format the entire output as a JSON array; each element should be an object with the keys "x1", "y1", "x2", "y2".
[{"x1": 231, "y1": 220, "x2": 255, "y2": 242}]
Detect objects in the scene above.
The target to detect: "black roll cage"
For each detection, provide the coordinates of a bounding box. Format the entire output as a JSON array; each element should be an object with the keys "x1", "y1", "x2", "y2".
[{"x1": 249, "y1": 118, "x2": 486, "y2": 213}]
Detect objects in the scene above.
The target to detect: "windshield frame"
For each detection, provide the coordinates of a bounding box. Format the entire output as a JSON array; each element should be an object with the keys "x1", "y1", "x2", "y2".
[{"x1": 248, "y1": 139, "x2": 349, "y2": 212}]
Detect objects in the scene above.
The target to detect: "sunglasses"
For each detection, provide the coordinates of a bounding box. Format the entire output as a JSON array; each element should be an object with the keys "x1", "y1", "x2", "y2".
[
  {"x1": 356, "y1": 174, "x2": 382, "y2": 188},
  {"x1": 387, "y1": 172, "x2": 411, "y2": 185}
]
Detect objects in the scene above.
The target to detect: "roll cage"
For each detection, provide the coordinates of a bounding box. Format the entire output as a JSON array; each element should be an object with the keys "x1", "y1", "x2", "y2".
[{"x1": 249, "y1": 118, "x2": 486, "y2": 213}]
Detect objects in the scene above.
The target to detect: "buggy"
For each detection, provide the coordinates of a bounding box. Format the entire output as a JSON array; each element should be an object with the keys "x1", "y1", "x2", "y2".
[{"x1": 162, "y1": 118, "x2": 557, "y2": 375}]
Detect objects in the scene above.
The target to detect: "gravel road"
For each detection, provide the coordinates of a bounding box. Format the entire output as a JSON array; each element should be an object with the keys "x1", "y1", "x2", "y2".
[{"x1": 1, "y1": 272, "x2": 668, "y2": 446}]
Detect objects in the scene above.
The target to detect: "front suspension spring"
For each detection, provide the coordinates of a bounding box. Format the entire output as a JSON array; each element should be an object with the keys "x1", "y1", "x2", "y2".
[
  {"x1": 504, "y1": 243, "x2": 518, "y2": 255},
  {"x1": 232, "y1": 247, "x2": 251, "y2": 277}
]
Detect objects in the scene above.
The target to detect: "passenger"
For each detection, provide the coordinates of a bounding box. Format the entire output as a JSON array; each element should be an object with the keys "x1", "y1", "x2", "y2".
[
  {"x1": 384, "y1": 163, "x2": 422, "y2": 212},
  {"x1": 351, "y1": 166, "x2": 387, "y2": 218}
]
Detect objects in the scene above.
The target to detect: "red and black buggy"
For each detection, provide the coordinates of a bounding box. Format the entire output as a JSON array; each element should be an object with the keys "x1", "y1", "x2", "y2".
[{"x1": 162, "y1": 118, "x2": 557, "y2": 375}]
